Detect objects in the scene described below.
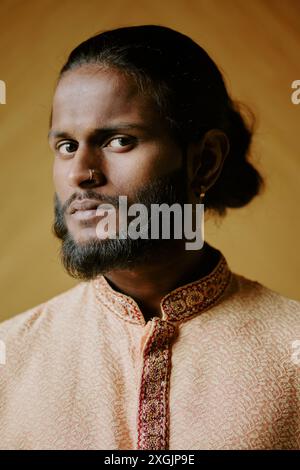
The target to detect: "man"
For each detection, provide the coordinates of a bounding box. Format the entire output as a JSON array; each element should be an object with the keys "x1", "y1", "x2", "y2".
[{"x1": 0, "y1": 25, "x2": 299, "y2": 450}]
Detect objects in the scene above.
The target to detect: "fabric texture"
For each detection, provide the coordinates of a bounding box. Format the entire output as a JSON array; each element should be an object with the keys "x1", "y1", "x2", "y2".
[{"x1": 0, "y1": 251, "x2": 299, "y2": 450}]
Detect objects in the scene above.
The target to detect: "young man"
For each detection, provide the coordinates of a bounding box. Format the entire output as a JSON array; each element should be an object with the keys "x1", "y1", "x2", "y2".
[{"x1": 0, "y1": 25, "x2": 299, "y2": 450}]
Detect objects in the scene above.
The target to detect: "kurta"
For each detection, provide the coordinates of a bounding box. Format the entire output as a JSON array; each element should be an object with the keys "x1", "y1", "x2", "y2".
[{"x1": 0, "y1": 251, "x2": 300, "y2": 450}]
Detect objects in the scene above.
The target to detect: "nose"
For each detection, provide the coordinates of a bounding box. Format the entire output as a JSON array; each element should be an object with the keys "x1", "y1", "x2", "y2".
[{"x1": 67, "y1": 144, "x2": 106, "y2": 189}]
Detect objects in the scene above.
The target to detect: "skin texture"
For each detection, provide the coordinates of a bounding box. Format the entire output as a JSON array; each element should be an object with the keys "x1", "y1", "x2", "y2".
[{"x1": 49, "y1": 64, "x2": 229, "y2": 320}]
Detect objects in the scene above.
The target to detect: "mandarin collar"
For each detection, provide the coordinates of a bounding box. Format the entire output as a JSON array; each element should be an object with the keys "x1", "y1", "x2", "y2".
[{"x1": 93, "y1": 252, "x2": 232, "y2": 326}]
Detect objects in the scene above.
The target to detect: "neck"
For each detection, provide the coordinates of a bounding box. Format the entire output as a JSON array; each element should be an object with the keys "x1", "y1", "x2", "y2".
[{"x1": 104, "y1": 242, "x2": 220, "y2": 322}]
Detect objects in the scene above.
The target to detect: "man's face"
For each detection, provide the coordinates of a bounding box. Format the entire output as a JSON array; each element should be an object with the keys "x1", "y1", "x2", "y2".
[{"x1": 49, "y1": 65, "x2": 186, "y2": 278}]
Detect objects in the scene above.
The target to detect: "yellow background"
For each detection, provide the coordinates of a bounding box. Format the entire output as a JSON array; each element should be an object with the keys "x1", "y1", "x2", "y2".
[{"x1": 0, "y1": 0, "x2": 299, "y2": 322}]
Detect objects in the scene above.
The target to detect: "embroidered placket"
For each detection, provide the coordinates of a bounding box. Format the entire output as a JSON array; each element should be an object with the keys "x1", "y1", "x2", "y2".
[{"x1": 137, "y1": 318, "x2": 178, "y2": 450}]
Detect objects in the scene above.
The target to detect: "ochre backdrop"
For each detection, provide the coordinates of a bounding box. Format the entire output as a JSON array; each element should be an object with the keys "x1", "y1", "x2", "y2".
[{"x1": 0, "y1": 0, "x2": 299, "y2": 322}]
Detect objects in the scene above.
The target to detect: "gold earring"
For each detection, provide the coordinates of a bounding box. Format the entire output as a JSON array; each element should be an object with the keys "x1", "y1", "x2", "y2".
[
  {"x1": 199, "y1": 188, "x2": 205, "y2": 204},
  {"x1": 88, "y1": 168, "x2": 101, "y2": 181}
]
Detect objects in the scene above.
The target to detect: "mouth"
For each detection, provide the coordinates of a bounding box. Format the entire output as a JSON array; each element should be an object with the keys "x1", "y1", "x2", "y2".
[
  {"x1": 69, "y1": 199, "x2": 115, "y2": 222},
  {"x1": 72, "y1": 209, "x2": 100, "y2": 221}
]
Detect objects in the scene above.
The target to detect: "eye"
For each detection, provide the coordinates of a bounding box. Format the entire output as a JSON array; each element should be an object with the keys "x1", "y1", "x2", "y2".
[
  {"x1": 105, "y1": 136, "x2": 136, "y2": 151},
  {"x1": 56, "y1": 141, "x2": 78, "y2": 155}
]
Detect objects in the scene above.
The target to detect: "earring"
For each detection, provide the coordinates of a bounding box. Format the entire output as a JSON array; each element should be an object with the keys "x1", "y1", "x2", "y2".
[
  {"x1": 199, "y1": 187, "x2": 205, "y2": 204},
  {"x1": 88, "y1": 168, "x2": 101, "y2": 182},
  {"x1": 195, "y1": 186, "x2": 205, "y2": 204}
]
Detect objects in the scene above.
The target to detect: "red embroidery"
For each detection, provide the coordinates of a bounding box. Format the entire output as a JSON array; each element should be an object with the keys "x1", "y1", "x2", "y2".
[
  {"x1": 137, "y1": 319, "x2": 178, "y2": 450},
  {"x1": 161, "y1": 256, "x2": 232, "y2": 322}
]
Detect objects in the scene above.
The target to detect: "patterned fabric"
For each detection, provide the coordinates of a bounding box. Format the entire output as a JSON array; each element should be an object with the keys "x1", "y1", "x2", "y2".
[
  {"x1": 0, "y1": 250, "x2": 299, "y2": 450},
  {"x1": 95, "y1": 253, "x2": 232, "y2": 449},
  {"x1": 137, "y1": 318, "x2": 176, "y2": 450}
]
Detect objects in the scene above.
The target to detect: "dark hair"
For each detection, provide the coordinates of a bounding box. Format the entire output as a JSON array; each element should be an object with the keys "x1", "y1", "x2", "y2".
[{"x1": 58, "y1": 25, "x2": 264, "y2": 215}]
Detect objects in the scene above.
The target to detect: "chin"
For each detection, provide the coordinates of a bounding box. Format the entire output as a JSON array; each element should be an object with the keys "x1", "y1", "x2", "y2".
[
  {"x1": 74, "y1": 233, "x2": 101, "y2": 245},
  {"x1": 68, "y1": 224, "x2": 97, "y2": 243}
]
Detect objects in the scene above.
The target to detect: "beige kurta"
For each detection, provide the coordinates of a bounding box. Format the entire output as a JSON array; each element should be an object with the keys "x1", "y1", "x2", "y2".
[{"x1": 0, "y1": 251, "x2": 299, "y2": 450}]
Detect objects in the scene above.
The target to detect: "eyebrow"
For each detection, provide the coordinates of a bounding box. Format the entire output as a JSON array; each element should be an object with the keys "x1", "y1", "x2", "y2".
[{"x1": 47, "y1": 123, "x2": 149, "y2": 141}]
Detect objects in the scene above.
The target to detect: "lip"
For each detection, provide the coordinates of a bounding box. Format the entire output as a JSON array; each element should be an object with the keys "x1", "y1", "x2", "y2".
[
  {"x1": 69, "y1": 199, "x2": 115, "y2": 222},
  {"x1": 72, "y1": 209, "x2": 100, "y2": 221},
  {"x1": 69, "y1": 199, "x2": 101, "y2": 215}
]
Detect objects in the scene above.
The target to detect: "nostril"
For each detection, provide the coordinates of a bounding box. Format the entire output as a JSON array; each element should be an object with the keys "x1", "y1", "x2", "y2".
[{"x1": 68, "y1": 167, "x2": 106, "y2": 189}]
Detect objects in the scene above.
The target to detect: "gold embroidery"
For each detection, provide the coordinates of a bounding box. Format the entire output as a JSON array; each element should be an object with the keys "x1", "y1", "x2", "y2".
[
  {"x1": 137, "y1": 319, "x2": 177, "y2": 450},
  {"x1": 170, "y1": 299, "x2": 186, "y2": 314},
  {"x1": 94, "y1": 253, "x2": 231, "y2": 326},
  {"x1": 161, "y1": 256, "x2": 232, "y2": 322},
  {"x1": 186, "y1": 290, "x2": 205, "y2": 307}
]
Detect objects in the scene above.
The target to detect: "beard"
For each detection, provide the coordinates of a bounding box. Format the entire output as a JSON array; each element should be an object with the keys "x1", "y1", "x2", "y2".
[{"x1": 53, "y1": 167, "x2": 187, "y2": 280}]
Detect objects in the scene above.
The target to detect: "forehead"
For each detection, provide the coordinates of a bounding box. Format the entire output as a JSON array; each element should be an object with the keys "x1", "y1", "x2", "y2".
[{"x1": 51, "y1": 65, "x2": 157, "y2": 131}]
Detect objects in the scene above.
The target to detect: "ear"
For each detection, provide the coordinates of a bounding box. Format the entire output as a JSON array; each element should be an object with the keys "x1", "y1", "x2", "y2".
[{"x1": 186, "y1": 129, "x2": 230, "y2": 197}]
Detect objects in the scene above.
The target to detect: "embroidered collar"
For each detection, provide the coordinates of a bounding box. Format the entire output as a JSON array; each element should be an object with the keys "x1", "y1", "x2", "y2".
[{"x1": 93, "y1": 251, "x2": 232, "y2": 326}]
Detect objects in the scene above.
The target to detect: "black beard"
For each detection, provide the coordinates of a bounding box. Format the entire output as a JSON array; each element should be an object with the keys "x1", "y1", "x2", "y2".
[{"x1": 53, "y1": 167, "x2": 187, "y2": 280}]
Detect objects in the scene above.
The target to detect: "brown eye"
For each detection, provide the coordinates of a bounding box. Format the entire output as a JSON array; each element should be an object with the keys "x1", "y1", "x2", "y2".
[
  {"x1": 57, "y1": 141, "x2": 78, "y2": 155},
  {"x1": 105, "y1": 136, "x2": 135, "y2": 150}
]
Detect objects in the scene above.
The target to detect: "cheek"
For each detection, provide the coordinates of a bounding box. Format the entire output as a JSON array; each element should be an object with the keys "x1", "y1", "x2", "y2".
[
  {"x1": 107, "y1": 141, "x2": 182, "y2": 190},
  {"x1": 53, "y1": 159, "x2": 69, "y2": 200},
  {"x1": 141, "y1": 141, "x2": 183, "y2": 177}
]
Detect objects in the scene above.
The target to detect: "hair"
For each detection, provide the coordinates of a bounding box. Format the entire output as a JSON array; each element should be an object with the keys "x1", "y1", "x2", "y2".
[{"x1": 58, "y1": 24, "x2": 264, "y2": 215}]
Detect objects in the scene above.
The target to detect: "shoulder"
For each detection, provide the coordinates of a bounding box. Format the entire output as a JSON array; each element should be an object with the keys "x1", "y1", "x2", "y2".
[
  {"x1": 0, "y1": 281, "x2": 92, "y2": 343},
  {"x1": 231, "y1": 272, "x2": 300, "y2": 318},
  {"x1": 223, "y1": 272, "x2": 300, "y2": 352}
]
